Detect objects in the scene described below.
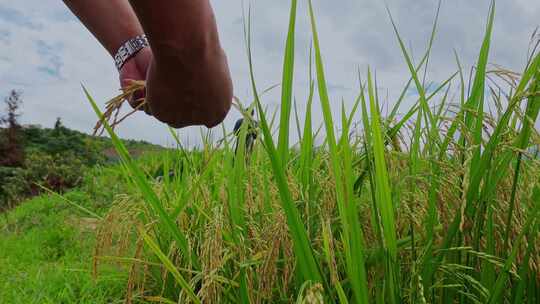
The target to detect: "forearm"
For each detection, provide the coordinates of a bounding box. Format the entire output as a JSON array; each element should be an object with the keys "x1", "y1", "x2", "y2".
[
  {"x1": 63, "y1": 0, "x2": 144, "y2": 56},
  {"x1": 127, "y1": 0, "x2": 223, "y2": 66}
]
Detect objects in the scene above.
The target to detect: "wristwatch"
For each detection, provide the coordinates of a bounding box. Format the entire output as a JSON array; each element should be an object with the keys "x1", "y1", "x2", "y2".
[{"x1": 114, "y1": 34, "x2": 150, "y2": 71}]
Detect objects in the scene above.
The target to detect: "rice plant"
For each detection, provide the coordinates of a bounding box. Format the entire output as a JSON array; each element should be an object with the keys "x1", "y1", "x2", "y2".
[{"x1": 85, "y1": 1, "x2": 540, "y2": 303}]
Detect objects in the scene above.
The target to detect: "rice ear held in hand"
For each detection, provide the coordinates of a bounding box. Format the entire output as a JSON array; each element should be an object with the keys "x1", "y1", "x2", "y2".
[{"x1": 93, "y1": 80, "x2": 147, "y2": 136}]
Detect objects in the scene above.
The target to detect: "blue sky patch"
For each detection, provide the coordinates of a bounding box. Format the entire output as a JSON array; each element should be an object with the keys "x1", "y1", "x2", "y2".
[
  {"x1": 35, "y1": 40, "x2": 64, "y2": 80},
  {"x1": 0, "y1": 5, "x2": 41, "y2": 29},
  {"x1": 0, "y1": 29, "x2": 9, "y2": 42},
  {"x1": 406, "y1": 81, "x2": 442, "y2": 97},
  {"x1": 328, "y1": 83, "x2": 352, "y2": 92},
  {"x1": 37, "y1": 66, "x2": 60, "y2": 78},
  {"x1": 51, "y1": 9, "x2": 75, "y2": 22}
]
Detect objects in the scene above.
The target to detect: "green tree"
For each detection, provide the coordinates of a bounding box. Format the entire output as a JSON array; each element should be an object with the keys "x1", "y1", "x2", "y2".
[
  {"x1": 0, "y1": 90, "x2": 24, "y2": 167},
  {"x1": 0, "y1": 90, "x2": 24, "y2": 210}
]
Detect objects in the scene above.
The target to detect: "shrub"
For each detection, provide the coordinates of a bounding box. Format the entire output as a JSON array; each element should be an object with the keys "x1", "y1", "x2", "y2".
[{"x1": 0, "y1": 151, "x2": 86, "y2": 205}]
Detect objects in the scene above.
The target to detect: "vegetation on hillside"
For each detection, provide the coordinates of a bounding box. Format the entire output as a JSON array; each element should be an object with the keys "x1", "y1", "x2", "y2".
[{"x1": 0, "y1": 91, "x2": 161, "y2": 211}]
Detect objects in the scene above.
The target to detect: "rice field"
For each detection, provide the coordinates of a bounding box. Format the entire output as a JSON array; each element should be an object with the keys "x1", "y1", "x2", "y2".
[{"x1": 85, "y1": 0, "x2": 540, "y2": 303}]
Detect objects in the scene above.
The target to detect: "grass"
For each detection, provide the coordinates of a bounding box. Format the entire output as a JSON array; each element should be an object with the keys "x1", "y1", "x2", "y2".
[
  {"x1": 82, "y1": 1, "x2": 540, "y2": 303},
  {"x1": 3, "y1": 0, "x2": 540, "y2": 303},
  {"x1": 0, "y1": 190, "x2": 127, "y2": 303}
]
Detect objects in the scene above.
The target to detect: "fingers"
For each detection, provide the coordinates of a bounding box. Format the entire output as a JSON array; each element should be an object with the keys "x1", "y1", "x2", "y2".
[
  {"x1": 130, "y1": 85, "x2": 151, "y2": 115},
  {"x1": 121, "y1": 78, "x2": 151, "y2": 115}
]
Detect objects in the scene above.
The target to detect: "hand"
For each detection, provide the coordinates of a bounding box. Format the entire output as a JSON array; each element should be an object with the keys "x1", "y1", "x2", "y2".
[
  {"x1": 144, "y1": 46, "x2": 233, "y2": 128},
  {"x1": 119, "y1": 47, "x2": 152, "y2": 112}
]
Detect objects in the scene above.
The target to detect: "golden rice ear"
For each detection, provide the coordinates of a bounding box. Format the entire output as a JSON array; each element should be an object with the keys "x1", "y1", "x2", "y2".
[{"x1": 93, "y1": 80, "x2": 147, "y2": 136}]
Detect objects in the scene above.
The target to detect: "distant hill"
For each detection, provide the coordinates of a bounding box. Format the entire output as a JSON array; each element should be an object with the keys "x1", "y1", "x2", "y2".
[
  {"x1": 0, "y1": 121, "x2": 163, "y2": 210},
  {"x1": 18, "y1": 122, "x2": 163, "y2": 164}
]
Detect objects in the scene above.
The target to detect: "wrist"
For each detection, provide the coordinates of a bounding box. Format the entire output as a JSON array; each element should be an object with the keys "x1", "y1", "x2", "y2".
[{"x1": 114, "y1": 34, "x2": 150, "y2": 71}]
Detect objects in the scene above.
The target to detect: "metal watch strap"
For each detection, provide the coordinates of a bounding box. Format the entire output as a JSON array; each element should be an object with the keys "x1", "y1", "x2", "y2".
[{"x1": 114, "y1": 34, "x2": 149, "y2": 70}]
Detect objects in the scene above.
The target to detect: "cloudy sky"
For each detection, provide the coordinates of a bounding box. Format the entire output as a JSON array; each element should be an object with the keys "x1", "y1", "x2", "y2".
[{"x1": 1, "y1": 0, "x2": 539, "y2": 146}]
